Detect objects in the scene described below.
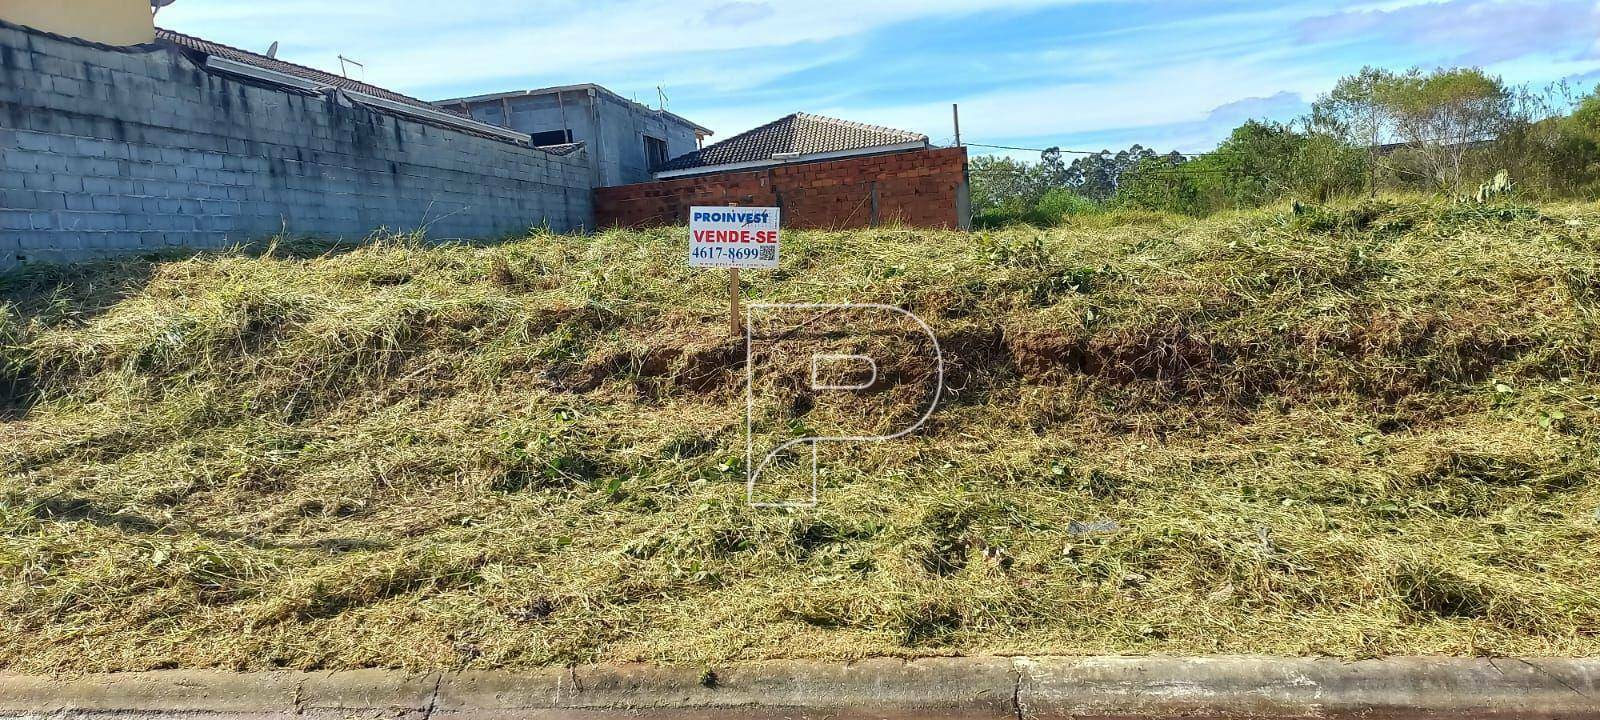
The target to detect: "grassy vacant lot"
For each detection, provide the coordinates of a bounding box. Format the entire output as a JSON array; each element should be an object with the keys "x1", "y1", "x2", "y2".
[{"x1": 2, "y1": 198, "x2": 1599, "y2": 673}]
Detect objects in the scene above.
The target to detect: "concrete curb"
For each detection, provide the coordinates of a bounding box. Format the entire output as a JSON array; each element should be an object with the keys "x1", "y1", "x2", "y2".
[{"x1": 1, "y1": 656, "x2": 1597, "y2": 719}]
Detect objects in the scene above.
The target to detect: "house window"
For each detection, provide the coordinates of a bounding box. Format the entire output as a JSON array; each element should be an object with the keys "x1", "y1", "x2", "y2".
[
  {"x1": 644, "y1": 135, "x2": 669, "y2": 172},
  {"x1": 530, "y1": 129, "x2": 573, "y2": 146}
]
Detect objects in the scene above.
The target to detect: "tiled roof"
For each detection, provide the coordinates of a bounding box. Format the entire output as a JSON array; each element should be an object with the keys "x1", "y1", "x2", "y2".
[
  {"x1": 657, "y1": 113, "x2": 925, "y2": 173},
  {"x1": 536, "y1": 142, "x2": 585, "y2": 156},
  {"x1": 155, "y1": 28, "x2": 469, "y2": 120}
]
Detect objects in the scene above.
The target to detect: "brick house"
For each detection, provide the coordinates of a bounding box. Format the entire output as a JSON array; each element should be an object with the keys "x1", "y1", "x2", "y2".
[{"x1": 595, "y1": 113, "x2": 971, "y2": 231}]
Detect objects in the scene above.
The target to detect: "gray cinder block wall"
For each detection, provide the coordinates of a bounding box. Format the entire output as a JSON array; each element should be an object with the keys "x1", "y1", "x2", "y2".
[{"x1": 0, "y1": 22, "x2": 593, "y2": 269}]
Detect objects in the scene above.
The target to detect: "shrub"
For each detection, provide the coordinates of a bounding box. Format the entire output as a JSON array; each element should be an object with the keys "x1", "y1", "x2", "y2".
[{"x1": 1026, "y1": 189, "x2": 1100, "y2": 226}]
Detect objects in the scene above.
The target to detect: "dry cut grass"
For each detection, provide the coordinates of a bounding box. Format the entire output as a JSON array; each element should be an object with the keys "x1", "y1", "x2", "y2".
[{"x1": 1, "y1": 198, "x2": 1599, "y2": 672}]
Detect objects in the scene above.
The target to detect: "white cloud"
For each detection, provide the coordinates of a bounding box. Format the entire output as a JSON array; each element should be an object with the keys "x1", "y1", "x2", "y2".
[
  {"x1": 159, "y1": 0, "x2": 1098, "y2": 94},
  {"x1": 1297, "y1": 0, "x2": 1600, "y2": 65},
  {"x1": 155, "y1": 0, "x2": 1600, "y2": 152},
  {"x1": 791, "y1": 58, "x2": 1326, "y2": 146}
]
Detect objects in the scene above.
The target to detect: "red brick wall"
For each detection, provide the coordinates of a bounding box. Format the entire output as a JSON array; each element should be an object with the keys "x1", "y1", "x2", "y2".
[{"x1": 593, "y1": 147, "x2": 969, "y2": 230}]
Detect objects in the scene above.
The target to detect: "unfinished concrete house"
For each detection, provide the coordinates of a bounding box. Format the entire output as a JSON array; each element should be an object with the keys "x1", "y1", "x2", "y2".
[{"x1": 436, "y1": 85, "x2": 713, "y2": 187}]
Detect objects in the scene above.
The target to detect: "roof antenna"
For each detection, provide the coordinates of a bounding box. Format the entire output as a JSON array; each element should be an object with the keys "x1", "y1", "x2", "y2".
[
  {"x1": 266, "y1": 41, "x2": 280, "y2": 59},
  {"x1": 337, "y1": 54, "x2": 365, "y2": 80},
  {"x1": 657, "y1": 85, "x2": 669, "y2": 112}
]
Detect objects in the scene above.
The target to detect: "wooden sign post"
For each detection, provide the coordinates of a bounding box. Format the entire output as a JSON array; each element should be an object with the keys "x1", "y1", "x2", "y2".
[
  {"x1": 729, "y1": 267, "x2": 743, "y2": 335},
  {"x1": 688, "y1": 206, "x2": 782, "y2": 335}
]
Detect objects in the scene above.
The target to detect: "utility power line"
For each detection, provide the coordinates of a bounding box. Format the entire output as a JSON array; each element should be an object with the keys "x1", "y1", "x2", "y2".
[{"x1": 965, "y1": 143, "x2": 1104, "y2": 155}]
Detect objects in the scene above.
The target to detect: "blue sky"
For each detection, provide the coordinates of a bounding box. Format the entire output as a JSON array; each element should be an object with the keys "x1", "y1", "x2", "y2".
[{"x1": 158, "y1": 0, "x2": 1600, "y2": 158}]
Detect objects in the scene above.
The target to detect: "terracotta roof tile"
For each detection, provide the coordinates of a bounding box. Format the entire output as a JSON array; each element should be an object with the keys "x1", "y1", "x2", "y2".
[
  {"x1": 537, "y1": 142, "x2": 585, "y2": 156},
  {"x1": 658, "y1": 113, "x2": 925, "y2": 173}
]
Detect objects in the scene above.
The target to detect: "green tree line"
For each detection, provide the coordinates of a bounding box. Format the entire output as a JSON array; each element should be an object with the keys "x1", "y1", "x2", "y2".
[{"x1": 971, "y1": 67, "x2": 1600, "y2": 226}]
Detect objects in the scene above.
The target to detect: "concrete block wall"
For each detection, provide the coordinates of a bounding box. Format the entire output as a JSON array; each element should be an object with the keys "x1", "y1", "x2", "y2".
[
  {"x1": 0, "y1": 22, "x2": 593, "y2": 269},
  {"x1": 593, "y1": 93, "x2": 701, "y2": 186},
  {"x1": 593, "y1": 147, "x2": 970, "y2": 230}
]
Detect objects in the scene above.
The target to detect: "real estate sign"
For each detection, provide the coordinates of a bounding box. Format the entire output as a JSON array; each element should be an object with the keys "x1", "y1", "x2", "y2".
[{"x1": 689, "y1": 206, "x2": 781, "y2": 269}]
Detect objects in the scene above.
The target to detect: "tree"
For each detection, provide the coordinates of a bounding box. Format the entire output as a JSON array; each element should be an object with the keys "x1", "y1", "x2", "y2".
[
  {"x1": 969, "y1": 156, "x2": 1042, "y2": 213},
  {"x1": 1312, "y1": 67, "x2": 1398, "y2": 197},
  {"x1": 969, "y1": 155, "x2": 1070, "y2": 226},
  {"x1": 1520, "y1": 85, "x2": 1600, "y2": 195},
  {"x1": 1201, "y1": 120, "x2": 1365, "y2": 207},
  {"x1": 1067, "y1": 145, "x2": 1160, "y2": 201},
  {"x1": 1567, "y1": 86, "x2": 1600, "y2": 146},
  {"x1": 1376, "y1": 68, "x2": 1514, "y2": 192},
  {"x1": 968, "y1": 151, "x2": 1104, "y2": 227},
  {"x1": 1037, "y1": 147, "x2": 1071, "y2": 189},
  {"x1": 1290, "y1": 130, "x2": 1368, "y2": 202},
  {"x1": 1114, "y1": 152, "x2": 1204, "y2": 215}
]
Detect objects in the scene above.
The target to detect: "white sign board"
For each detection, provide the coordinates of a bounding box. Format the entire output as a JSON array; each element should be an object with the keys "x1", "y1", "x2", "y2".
[{"x1": 689, "y1": 206, "x2": 781, "y2": 269}]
